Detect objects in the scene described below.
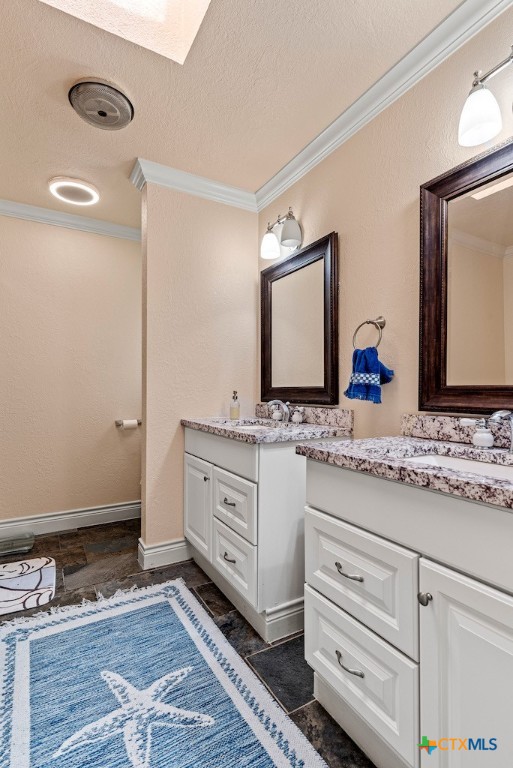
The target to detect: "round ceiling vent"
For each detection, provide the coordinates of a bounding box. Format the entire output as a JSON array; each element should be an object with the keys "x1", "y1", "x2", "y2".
[{"x1": 68, "y1": 81, "x2": 134, "y2": 130}]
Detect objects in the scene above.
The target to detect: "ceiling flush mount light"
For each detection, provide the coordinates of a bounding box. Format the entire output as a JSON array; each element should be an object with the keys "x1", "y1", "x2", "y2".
[
  {"x1": 260, "y1": 207, "x2": 302, "y2": 260},
  {"x1": 458, "y1": 46, "x2": 513, "y2": 147},
  {"x1": 48, "y1": 177, "x2": 100, "y2": 206}
]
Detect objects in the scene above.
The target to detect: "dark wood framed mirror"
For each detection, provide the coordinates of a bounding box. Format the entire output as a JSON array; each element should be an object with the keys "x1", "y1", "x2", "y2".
[
  {"x1": 261, "y1": 232, "x2": 338, "y2": 405},
  {"x1": 420, "y1": 139, "x2": 513, "y2": 413}
]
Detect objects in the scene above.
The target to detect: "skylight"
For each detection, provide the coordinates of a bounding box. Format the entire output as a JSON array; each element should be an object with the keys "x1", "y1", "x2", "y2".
[{"x1": 39, "y1": 0, "x2": 211, "y2": 64}]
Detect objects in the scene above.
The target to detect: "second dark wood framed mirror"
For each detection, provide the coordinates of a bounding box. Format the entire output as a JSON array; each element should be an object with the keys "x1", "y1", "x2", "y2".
[
  {"x1": 261, "y1": 232, "x2": 338, "y2": 405},
  {"x1": 420, "y1": 139, "x2": 513, "y2": 413}
]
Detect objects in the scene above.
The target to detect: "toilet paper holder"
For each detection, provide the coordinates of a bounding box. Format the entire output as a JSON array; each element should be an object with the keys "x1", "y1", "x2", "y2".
[{"x1": 115, "y1": 419, "x2": 142, "y2": 427}]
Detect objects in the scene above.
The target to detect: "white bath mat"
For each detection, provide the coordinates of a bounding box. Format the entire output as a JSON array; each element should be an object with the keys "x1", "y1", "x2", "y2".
[{"x1": 0, "y1": 557, "x2": 56, "y2": 615}]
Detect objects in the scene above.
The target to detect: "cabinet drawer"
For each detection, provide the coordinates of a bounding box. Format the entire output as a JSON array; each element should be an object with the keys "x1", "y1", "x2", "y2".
[
  {"x1": 305, "y1": 585, "x2": 419, "y2": 767},
  {"x1": 306, "y1": 507, "x2": 419, "y2": 659},
  {"x1": 213, "y1": 467, "x2": 257, "y2": 544},
  {"x1": 212, "y1": 518, "x2": 257, "y2": 607}
]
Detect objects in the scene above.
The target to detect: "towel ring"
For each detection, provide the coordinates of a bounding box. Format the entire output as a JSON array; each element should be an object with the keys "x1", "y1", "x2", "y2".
[{"x1": 352, "y1": 316, "x2": 386, "y2": 349}]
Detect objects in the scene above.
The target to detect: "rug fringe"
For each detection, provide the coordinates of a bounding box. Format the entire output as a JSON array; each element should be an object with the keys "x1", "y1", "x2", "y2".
[
  {"x1": 96, "y1": 577, "x2": 187, "y2": 603},
  {"x1": 0, "y1": 596, "x2": 96, "y2": 631}
]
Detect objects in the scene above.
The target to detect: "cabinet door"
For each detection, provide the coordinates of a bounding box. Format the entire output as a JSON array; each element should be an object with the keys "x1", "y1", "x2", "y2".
[
  {"x1": 420, "y1": 559, "x2": 513, "y2": 767},
  {"x1": 184, "y1": 453, "x2": 212, "y2": 561}
]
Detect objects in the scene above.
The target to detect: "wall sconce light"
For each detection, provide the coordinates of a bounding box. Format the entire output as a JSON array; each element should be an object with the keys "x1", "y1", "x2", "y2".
[
  {"x1": 260, "y1": 207, "x2": 302, "y2": 260},
  {"x1": 458, "y1": 45, "x2": 513, "y2": 147}
]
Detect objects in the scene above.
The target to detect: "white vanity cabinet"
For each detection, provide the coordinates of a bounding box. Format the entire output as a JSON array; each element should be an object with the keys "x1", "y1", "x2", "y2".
[
  {"x1": 304, "y1": 460, "x2": 513, "y2": 768},
  {"x1": 184, "y1": 427, "x2": 321, "y2": 641}
]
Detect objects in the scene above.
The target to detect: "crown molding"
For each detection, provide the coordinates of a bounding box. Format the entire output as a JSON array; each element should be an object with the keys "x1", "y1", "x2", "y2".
[
  {"x1": 131, "y1": 158, "x2": 258, "y2": 212},
  {"x1": 255, "y1": 0, "x2": 513, "y2": 211},
  {"x1": 449, "y1": 229, "x2": 506, "y2": 258},
  {"x1": 0, "y1": 199, "x2": 141, "y2": 241}
]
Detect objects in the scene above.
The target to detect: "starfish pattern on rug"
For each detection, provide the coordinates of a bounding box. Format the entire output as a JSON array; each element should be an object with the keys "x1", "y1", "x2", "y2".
[{"x1": 53, "y1": 666, "x2": 215, "y2": 768}]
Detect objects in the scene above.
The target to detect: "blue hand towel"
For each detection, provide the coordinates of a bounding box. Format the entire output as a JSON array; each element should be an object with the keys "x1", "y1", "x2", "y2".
[{"x1": 344, "y1": 346, "x2": 394, "y2": 404}]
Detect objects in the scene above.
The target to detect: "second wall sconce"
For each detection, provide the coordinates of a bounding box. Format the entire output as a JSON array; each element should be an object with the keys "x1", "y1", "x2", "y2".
[
  {"x1": 260, "y1": 207, "x2": 302, "y2": 260},
  {"x1": 458, "y1": 45, "x2": 513, "y2": 147}
]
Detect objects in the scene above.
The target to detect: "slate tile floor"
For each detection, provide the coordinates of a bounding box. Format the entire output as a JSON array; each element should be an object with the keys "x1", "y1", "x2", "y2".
[{"x1": 0, "y1": 520, "x2": 376, "y2": 768}]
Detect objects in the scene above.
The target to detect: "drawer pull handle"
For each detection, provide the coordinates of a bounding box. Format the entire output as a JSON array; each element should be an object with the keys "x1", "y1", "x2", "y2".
[
  {"x1": 223, "y1": 552, "x2": 236, "y2": 564},
  {"x1": 335, "y1": 561, "x2": 364, "y2": 583},
  {"x1": 418, "y1": 592, "x2": 433, "y2": 607},
  {"x1": 335, "y1": 650, "x2": 365, "y2": 679},
  {"x1": 223, "y1": 497, "x2": 236, "y2": 507}
]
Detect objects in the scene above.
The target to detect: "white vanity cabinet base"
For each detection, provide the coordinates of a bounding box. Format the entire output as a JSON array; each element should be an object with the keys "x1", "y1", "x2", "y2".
[
  {"x1": 184, "y1": 429, "x2": 349, "y2": 642},
  {"x1": 314, "y1": 674, "x2": 415, "y2": 768},
  {"x1": 306, "y1": 507, "x2": 419, "y2": 659},
  {"x1": 192, "y1": 547, "x2": 304, "y2": 642},
  {"x1": 420, "y1": 559, "x2": 513, "y2": 768},
  {"x1": 305, "y1": 585, "x2": 419, "y2": 768}
]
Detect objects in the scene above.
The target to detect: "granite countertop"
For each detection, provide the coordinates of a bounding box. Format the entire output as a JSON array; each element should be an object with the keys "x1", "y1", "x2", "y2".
[
  {"x1": 296, "y1": 436, "x2": 513, "y2": 509},
  {"x1": 181, "y1": 417, "x2": 351, "y2": 444}
]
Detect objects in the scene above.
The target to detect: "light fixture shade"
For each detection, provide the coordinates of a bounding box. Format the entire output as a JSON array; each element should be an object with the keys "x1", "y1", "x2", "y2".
[
  {"x1": 280, "y1": 216, "x2": 302, "y2": 248},
  {"x1": 458, "y1": 85, "x2": 502, "y2": 147},
  {"x1": 260, "y1": 230, "x2": 281, "y2": 259}
]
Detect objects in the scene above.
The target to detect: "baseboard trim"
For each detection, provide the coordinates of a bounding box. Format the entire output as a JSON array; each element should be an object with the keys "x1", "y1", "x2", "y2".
[
  {"x1": 0, "y1": 501, "x2": 141, "y2": 539},
  {"x1": 137, "y1": 537, "x2": 191, "y2": 570}
]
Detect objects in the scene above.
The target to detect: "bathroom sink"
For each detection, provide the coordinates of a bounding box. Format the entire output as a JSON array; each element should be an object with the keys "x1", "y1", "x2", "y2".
[
  {"x1": 405, "y1": 454, "x2": 513, "y2": 482},
  {"x1": 234, "y1": 424, "x2": 275, "y2": 431}
]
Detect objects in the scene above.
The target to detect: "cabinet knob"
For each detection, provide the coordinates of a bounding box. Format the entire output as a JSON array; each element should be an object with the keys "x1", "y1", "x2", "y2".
[
  {"x1": 203, "y1": 476, "x2": 209, "y2": 482},
  {"x1": 418, "y1": 591, "x2": 433, "y2": 606}
]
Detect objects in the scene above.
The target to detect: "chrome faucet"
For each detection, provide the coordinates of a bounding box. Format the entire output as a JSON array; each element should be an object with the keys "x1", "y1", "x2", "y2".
[
  {"x1": 268, "y1": 400, "x2": 291, "y2": 423},
  {"x1": 489, "y1": 410, "x2": 513, "y2": 452}
]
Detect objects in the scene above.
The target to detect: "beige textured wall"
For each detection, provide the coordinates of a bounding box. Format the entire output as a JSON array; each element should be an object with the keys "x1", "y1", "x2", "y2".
[
  {"x1": 142, "y1": 185, "x2": 258, "y2": 546},
  {"x1": 0, "y1": 217, "x2": 142, "y2": 520},
  {"x1": 259, "y1": 10, "x2": 513, "y2": 439},
  {"x1": 447, "y1": 242, "x2": 505, "y2": 385}
]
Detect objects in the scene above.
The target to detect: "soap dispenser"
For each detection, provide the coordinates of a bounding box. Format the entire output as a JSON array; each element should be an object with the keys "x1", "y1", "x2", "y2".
[
  {"x1": 230, "y1": 391, "x2": 240, "y2": 420},
  {"x1": 460, "y1": 417, "x2": 494, "y2": 448}
]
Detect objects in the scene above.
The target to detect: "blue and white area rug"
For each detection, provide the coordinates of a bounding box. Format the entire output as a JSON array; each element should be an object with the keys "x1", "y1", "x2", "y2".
[{"x1": 0, "y1": 579, "x2": 327, "y2": 768}]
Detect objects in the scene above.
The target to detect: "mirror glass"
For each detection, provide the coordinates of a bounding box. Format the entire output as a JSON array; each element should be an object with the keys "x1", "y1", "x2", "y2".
[
  {"x1": 447, "y1": 170, "x2": 513, "y2": 385},
  {"x1": 271, "y1": 259, "x2": 324, "y2": 387}
]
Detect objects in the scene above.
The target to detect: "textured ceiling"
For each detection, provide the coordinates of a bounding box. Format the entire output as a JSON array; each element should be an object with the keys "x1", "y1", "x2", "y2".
[{"x1": 1, "y1": 0, "x2": 463, "y2": 227}]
